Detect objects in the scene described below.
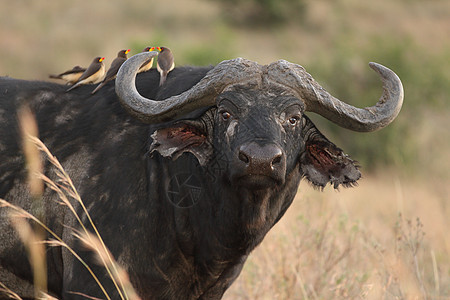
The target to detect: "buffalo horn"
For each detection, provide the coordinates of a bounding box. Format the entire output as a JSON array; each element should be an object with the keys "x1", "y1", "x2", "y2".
[
  {"x1": 268, "y1": 60, "x2": 404, "y2": 132},
  {"x1": 117, "y1": 53, "x2": 403, "y2": 131},
  {"x1": 115, "y1": 52, "x2": 261, "y2": 123}
]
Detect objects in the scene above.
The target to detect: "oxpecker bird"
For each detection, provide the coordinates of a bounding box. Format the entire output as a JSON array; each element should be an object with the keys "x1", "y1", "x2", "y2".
[
  {"x1": 138, "y1": 47, "x2": 155, "y2": 73},
  {"x1": 66, "y1": 57, "x2": 105, "y2": 92},
  {"x1": 49, "y1": 66, "x2": 86, "y2": 84},
  {"x1": 92, "y1": 49, "x2": 130, "y2": 94},
  {"x1": 156, "y1": 46, "x2": 175, "y2": 86}
]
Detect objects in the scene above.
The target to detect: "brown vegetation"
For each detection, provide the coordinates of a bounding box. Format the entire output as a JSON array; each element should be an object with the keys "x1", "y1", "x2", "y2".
[
  {"x1": 225, "y1": 173, "x2": 449, "y2": 299},
  {"x1": 1, "y1": 0, "x2": 448, "y2": 298}
]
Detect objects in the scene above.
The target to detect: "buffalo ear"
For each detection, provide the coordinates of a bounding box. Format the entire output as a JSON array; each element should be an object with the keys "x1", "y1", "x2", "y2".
[
  {"x1": 149, "y1": 120, "x2": 213, "y2": 166},
  {"x1": 300, "y1": 118, "x2": 361, "y2": 189}
]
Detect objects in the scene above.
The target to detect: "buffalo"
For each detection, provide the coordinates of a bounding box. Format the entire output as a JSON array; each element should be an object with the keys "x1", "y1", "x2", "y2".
[{"x1": 0, "y1": 51, "x2": 403, "y2": 299}]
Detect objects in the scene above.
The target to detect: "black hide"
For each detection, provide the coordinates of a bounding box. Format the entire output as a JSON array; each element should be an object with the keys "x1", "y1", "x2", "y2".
[{"x1": 0, "y1": 66, "x2": 360, "y2": 299}]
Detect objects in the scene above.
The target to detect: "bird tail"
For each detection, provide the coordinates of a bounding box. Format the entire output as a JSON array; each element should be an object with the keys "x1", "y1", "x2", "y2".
[
  {"x1": 49, "y1": 74, "x2": 61, "y2": 79},
  {"x1": 159, "y1": 72, "x2": 167, "y2": 87},
  {"x1": 91, "y1": 82, "x2": 105, "y2": 95},
  {"x1": 66, "y1": 83, "x2": 80, "y2": 92}
]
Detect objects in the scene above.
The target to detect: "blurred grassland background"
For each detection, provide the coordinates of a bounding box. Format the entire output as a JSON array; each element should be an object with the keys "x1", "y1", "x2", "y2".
[{"x1": 1, "y1": 0, "x2": 449, "y2": 298}]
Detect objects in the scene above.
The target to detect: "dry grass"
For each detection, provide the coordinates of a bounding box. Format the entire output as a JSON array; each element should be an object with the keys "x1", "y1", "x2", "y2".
[
  {"x1": 224, "y1": 173, "x2": 450, "y2": 299},
  {"x1": 0, "y1": 282, "x2": 22, "y2": 300},
  {"x1": 1, "y1": 1, "x2": 449, "y2": 298},
  {"x1": 0, "y1": 108, "x2": 141, "y2": 300},
  {"x1": 4, "y1": 108, "x2": 447, "y2": 300},
  {"x1": 3, "y1": 107, "x2": 448, "y2": 300},
  {"x1": 1, "y1": 100, "x2": 449, "y2": 300},
  {"x1": 5, "y1": 158, "x2": 448, "y2": 299}
]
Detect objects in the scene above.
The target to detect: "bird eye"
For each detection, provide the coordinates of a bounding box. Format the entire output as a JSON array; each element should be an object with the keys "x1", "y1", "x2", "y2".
[
  {"x1": 221, "y1": 111, "x2": 231, "y2": 121},
  {"x1": 288, "y1": 116, "x2": 299, "y2": 125}
]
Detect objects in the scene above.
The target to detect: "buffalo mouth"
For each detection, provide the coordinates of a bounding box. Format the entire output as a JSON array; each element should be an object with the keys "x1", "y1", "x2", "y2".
[{"x1": 235, "y1": 174, "x2": 280, "y2": 190}]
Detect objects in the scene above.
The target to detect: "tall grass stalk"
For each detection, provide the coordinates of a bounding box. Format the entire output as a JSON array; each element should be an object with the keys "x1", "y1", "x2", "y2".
[
  {"x1": 17, "y1": 105, "x2": 47, "y2": 297},
  {"x1": 16, "y1": 105, "x2": 127, "y2": 298},
  {"x1": 291, "y1": 265, "x2": 309, "y2": 300},
  {"x1": 9, "y1": 216, "x2": 47, "y2": 298},
  {"x1": 430, "y1": 250, "x2": 439, "y2": 296},
  {"x1": 0, "y1": 200, "x2": 111, "y2": 300},
  {"x1": 0, "y1": 282, "x2": 22, "y2": 300},
  {"x1": 76, "y1": 232, "x2": 141, "y2": 300},
  {"x1": 28, "y1": 136, "x2": 128, "y2": 300},
  {"x1": 67, "y1": 291, "x2": 104, "y2": 300},
  {"x1": 0, "y1": 106, "x2": 141, "y2": 299}
]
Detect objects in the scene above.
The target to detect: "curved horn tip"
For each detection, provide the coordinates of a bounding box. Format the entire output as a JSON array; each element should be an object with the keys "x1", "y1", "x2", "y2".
[
  {"x1": 117, "y1": 51, "x2": 159, "y2": 80},
  {"x1": 133, "y1": 50, "x2": 159, "y2": 63},
  {"x1": 116, "y1": 50, "x2": 159, "y2": 85},
  {"x1": 368, "y1": 61, "x2": 404, "y2": 94},
  {"x1": 367, "y1": 61, "x2": 404, "y2": 131},
  {"x1": 127, "y1": 51, "x2": 159, "y2": 67},
  {"x1": 368, "y1": 61, "x2": 382, "y2": 69},
  {"x1": 368, "y1": 61, "x2": 386, "y2": 72},
  {"x1": 115, "y1": 50, "x2": 220, "y2": 124},
  {"x1": 368, "y1": 62, "x2": 401, "y2": 80}
]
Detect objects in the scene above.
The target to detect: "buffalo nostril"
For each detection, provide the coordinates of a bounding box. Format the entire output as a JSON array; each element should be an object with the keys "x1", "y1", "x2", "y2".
[
  {"x1": 238, "y1": 151, "x2": 250, "y2": 164},
  {"x1": 272, "y1": 154, "x2": 282, "y2": 166}
]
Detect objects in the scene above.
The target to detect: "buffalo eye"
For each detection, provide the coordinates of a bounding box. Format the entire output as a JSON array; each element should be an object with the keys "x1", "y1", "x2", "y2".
[
  {"x1": 221, "y1": 111, "x2": 231, "y2": 121},
  {"x1": 288, "y1": 116, "x2": 300, "y2": 126}
]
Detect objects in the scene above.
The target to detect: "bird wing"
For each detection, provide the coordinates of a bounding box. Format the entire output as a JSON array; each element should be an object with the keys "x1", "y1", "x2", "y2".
[
  {"x1": 104, "y1": 57, "x2": 126, "y2": 81},
  {"x1": 77, "y1": 62, "x2": 102, "y2": 82},
  {"x1": 60, "y1": 68, "x2": 85, "y2": 77},
  {"x1": 158, "y1": 51, "x2": 175, "y2": 71}
]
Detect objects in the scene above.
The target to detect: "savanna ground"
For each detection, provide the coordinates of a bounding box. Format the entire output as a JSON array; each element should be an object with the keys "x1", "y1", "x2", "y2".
[{"x1": 1, "y1": 0, "x2": 449, "y2": 299}]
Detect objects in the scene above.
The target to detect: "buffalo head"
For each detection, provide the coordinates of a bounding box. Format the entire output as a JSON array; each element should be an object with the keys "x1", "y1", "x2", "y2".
[{"x1": 115, "y1": 52, "x2": 403, "y2": 191}]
